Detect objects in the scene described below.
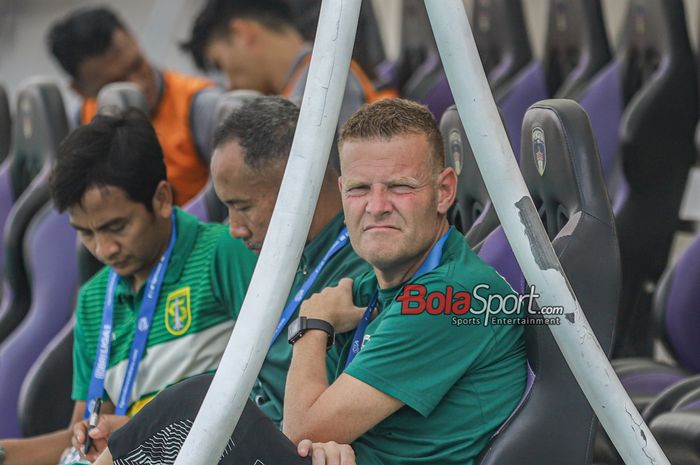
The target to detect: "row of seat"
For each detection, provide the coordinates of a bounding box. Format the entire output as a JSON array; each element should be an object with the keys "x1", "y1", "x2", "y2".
[
  {"x1": 0, "y1": 79, "x2": 244, "y2": 438},
  {"x1": 395, "y1": 0, "x2": 698, "y2": 360},
  {"x1": 1, "y1": 83, "x2": 697, "y2": 465}
]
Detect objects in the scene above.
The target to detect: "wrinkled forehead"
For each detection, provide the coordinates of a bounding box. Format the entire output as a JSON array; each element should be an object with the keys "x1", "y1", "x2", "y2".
[{"x1": 338, "y1": 134, "x2": 435, "y2": 177}]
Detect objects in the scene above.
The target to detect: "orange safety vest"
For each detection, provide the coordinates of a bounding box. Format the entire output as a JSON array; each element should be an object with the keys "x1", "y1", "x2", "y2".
[
  {"x1": 282, "y1": 53, "x2": 398, "y2": 103},
  {"x1": 81, "y1": 70, "x2": 212, "y2": 206}
]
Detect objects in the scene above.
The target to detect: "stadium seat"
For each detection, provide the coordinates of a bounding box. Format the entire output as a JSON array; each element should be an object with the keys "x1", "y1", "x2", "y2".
[
  {"x1": 472, "y1": 0, "x2": 549, "y2": 156},
  {"x1": 18, "y1": 321, "x2": 75, "y2": 437},
  {"x1": 0, "y1": 203, "x2": 77, "y2": 437},
  {"x1": 472, "y1": 0, "x2": 532, "y2": 96},
  {"x1": 612, "y1": 0, "x2": 698, "y2": 357},
  {"x1": 649, "y1": 378, "x2": 700, "y2": 465},
  {"x1": 184, "y1": 90, "x2": 261, "y2": 223},
  {"x1": 95, "y1": 82, "x2": 149, "y2": 117},
  {"x1": 439, "y1": 105, "x2": 500, "y2": 245},
  {"x1": 0, "y1": 84, "x2": 10, "y2": 165},
  {"x1": 476, "y1": 100, "x2": 620, "y2": 465},
  {"x1": 0, "y1": 79, "x2": 69, "y2": 345},
  {"x1": 542, "y1": 0, "x2": 623, "y2": 190},
  {"x1": 544, "y1": 0, "x2": 611, "y2": 98}
]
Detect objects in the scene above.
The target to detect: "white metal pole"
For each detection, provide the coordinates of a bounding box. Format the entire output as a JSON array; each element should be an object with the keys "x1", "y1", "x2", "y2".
[
  {"x1": 173, "y1": 1, "x2": 361, "y2": 464},
  {"x1": 424, "y1": 2, "x2": 669, "y2": 464}
]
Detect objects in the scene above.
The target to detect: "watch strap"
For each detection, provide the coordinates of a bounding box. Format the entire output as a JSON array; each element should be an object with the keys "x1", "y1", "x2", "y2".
[{"x1": 288, "y1": 317, "x2": 335, "y2": 348}]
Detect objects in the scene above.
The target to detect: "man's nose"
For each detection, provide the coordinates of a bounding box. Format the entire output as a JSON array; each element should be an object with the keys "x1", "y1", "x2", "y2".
[
  {"x1": 95, "y1": 234, "x2": 120, "y2": 262},
  {"x1": 228, "y1": 212, "x2": 252, "y2": 239},
  {"x1": 365, "y1": 185, "x2": 392, "y2": 216}
]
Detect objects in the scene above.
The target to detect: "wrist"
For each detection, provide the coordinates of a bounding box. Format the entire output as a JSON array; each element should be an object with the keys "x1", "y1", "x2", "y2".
[{"x1": 288, "y1": 316, "x2": 335, "y2": 349}]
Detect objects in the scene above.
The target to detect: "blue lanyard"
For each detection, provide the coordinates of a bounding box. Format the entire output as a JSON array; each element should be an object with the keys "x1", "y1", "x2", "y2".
[
  {"x1": 270, "y1": 227, "x2": 350, "y2": 346},
  {"x1": 84, "y1": 214, "x2": 178, "y2": 418},
  {"x1": 345, "y1": 229, "x2": 451, "y2": 368}
]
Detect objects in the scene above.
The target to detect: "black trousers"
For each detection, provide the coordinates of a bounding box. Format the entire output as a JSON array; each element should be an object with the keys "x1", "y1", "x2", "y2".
[{"x1": 109, "y1": 374, "x2": 310, "y2": 465}]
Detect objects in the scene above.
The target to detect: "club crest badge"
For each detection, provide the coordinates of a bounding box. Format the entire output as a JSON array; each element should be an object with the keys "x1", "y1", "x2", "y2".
[
  {"x1": 532, "y1": 127, "x2": 547, "y2": 176},
  {"x1": 165, "y1": 287, "x2": 192, "y2": 336},
  {"x1": 448, "y1": 129, "x2": 464, "y2": 176}
]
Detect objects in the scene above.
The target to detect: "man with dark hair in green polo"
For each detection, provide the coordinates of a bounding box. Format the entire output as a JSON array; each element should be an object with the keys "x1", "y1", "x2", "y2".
[{"x1": 0, "y1": 109, "x2": 257, "y2": 465}]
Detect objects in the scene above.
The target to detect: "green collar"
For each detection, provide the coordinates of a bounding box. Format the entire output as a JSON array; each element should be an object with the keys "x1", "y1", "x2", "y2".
[{"x1": 114, "y1": 208, "x2": 199, "y2": 299}]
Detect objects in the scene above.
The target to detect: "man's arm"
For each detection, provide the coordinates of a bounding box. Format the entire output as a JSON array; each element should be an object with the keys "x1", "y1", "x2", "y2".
[
  {"x1": 283, "y1": 279, "x2": 403, "y2": 444},
  {"x1": 0, "y1": 401, "x2": 85, "y2": 465}
]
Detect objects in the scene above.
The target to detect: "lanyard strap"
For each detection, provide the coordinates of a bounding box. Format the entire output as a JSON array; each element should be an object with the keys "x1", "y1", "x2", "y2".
[
  {"x1": 345, "y1": 229, "x2": 451, "y2": 368},
  {"x1": 270, "y1": 227, "x2": 350, "y2": 346},
  {"x1": 84, "y1": 214, "x2": 178, "y2": 418}
]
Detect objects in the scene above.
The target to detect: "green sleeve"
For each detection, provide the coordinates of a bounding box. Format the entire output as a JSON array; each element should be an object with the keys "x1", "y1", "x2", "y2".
[
  {"x1": 71, "y1": 289, "x2": 92, "y2": 401},
  {"x1": 210, "y1": 233, "x2": 258, "y2": 319},
  {"x1": 344, "y1": 273, "x2": 516, "y2": 417}
]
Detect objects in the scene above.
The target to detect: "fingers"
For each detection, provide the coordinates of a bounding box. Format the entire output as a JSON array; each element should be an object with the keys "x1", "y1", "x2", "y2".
[
  {"x1": 337, "y1": 277, "x2": 354, "y2": 289},
  {"x1": 297, "y1": 439, "x2": 313, "y2": 457},
  {"x1": 72, "y1": 419, "x2": 88, "y2": 450},
  {"x1": 302, "y1": 441, "x2": 355, "y2": 465}
]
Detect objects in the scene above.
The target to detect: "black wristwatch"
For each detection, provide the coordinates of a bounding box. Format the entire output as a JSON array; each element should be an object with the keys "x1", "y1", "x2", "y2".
[{"x1": 288, "y1": 317, "x2": 335, "y2": 349}]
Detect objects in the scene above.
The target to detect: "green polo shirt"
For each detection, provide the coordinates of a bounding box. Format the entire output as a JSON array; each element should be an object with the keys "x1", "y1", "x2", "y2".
[
  {"x1": 248, "y1": 213, "x2": 371, "y2": 426},
  {"x1": 342, "y1": 228, "x2": 527, "y2": 465},
  {"x1": 72, "y1": 208, "x2": 257, "y2": 415}
]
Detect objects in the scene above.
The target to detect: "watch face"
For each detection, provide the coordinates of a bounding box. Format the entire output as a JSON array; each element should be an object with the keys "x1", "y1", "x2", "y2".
[{"x1": 287, "y1": 317, "x2": 304, "y2": 343}]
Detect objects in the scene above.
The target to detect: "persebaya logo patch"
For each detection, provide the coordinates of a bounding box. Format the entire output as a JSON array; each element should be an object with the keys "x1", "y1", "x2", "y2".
[
  {"x1": 532, "y1": 127, "x2": 546, "y2": 176},
  {"x1": 165, "y1": 287, "x2": 192, "y2": 336}
]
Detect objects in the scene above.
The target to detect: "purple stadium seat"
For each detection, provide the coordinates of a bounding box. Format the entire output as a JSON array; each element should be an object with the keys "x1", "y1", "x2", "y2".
[
  {"x1": 18, "y1": 320, "x2": 75, "y2": 436},
  {"x1": 0, "y1": 84, "x2": 10, "y2": 165},
  {"x1": 0, "y1": 205, "x2": 78, "y2": 437},
  {"x1": 476, "y1": 100, "x2": 619, "y2": 465},
  {"x1": 649, "y1": 377, "x2": 700, "y2": 465},
  {"x1": 0, "y1": 79, "x2": 68, "y2": 344},
  {"x1": 0, "y1": 160, "x2": 12, "y2": 296},
  {"x1": 544, "y1": 0, "x2": 612, "y2": 98},
  {"x1": 438, "y1": 105, "x2": 504, "y2": 243},
  {"x1": 612, "y1": 0, "x2": 698, "y2": 357},
  {"x1": 497, "y1": 61, "x2": 549, "y2": 157},
  {"x1": 472, "y1": 0, "x2": 532, "y2": 94}
]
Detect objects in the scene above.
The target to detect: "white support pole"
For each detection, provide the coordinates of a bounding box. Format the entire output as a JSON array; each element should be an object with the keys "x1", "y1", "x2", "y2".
[
  {"x1": 424, "y1": 2, "x2": 669, "y2": 464},
  {"x1": 173, "y1": 1, "x2": 361, "y2": 464}
]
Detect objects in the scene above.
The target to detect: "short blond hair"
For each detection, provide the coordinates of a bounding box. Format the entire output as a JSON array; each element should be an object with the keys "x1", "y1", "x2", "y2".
[{"x1": 338, "y1": 98, "x2": 445, "y2": 172}]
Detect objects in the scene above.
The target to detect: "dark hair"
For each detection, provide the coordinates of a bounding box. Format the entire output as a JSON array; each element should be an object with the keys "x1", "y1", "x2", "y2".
[
  {"x1": 49, "y1": 109, "x2": 167, "y2": 212},
  {"x1": 213, "y1": 96, "x2": 298, "y2": 171},
  {"x1": 339, "y1": 98, "x2": 445, "y2": 172},
  {"x1": 182, "y1": 0, "x2": 295, "y2": 70},
  {"x1": 47, "y1": 7, "x2": 126, "y2": 80}
]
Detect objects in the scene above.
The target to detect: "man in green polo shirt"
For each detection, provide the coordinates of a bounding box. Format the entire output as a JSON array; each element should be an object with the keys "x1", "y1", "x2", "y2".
[
  {"x1": 0, "y1": 109, "x2": 257, "y2": 465},
  {"x1": 282, "y1": 98, "x2": 527, "y2": 465}
]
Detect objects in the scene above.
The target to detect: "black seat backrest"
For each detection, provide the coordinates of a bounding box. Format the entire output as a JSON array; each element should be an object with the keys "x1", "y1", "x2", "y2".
[
  {"x1": 544, "y1": 0, "x2": 612, "y2": 98},
  {"x1": 477, "y1": 99, "x2": 620, "y2": 465},
  {"x1": 612, "y1": 0, "x2": 698, "y2": 357},
  {"x1": 393, "y1": 0, "x2": 437, "y2": 92},
  {"x1": 0, "y1": 84, "x2": 10, "y2": 165},
  {"x1": 0, "y1": 80, "x2": 68, "y2": 344},
  {"x1": 472, "y1": 0, "x2": 532, "y2": 94},
  {"x1": 9, "y1": 78, "x2": 68, "y2": 200},
  {"x1": 439, "y1": 105, "x2": 500, "y2": 246}
]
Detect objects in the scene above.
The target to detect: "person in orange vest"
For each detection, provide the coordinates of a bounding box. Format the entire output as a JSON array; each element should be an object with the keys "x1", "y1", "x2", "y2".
[
  {"x1": 47, "y1": 7, "x2": 221, "y2": 206},
  {"x1": 182, "y1": 0, "x2": 397, "y2": 126}
]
